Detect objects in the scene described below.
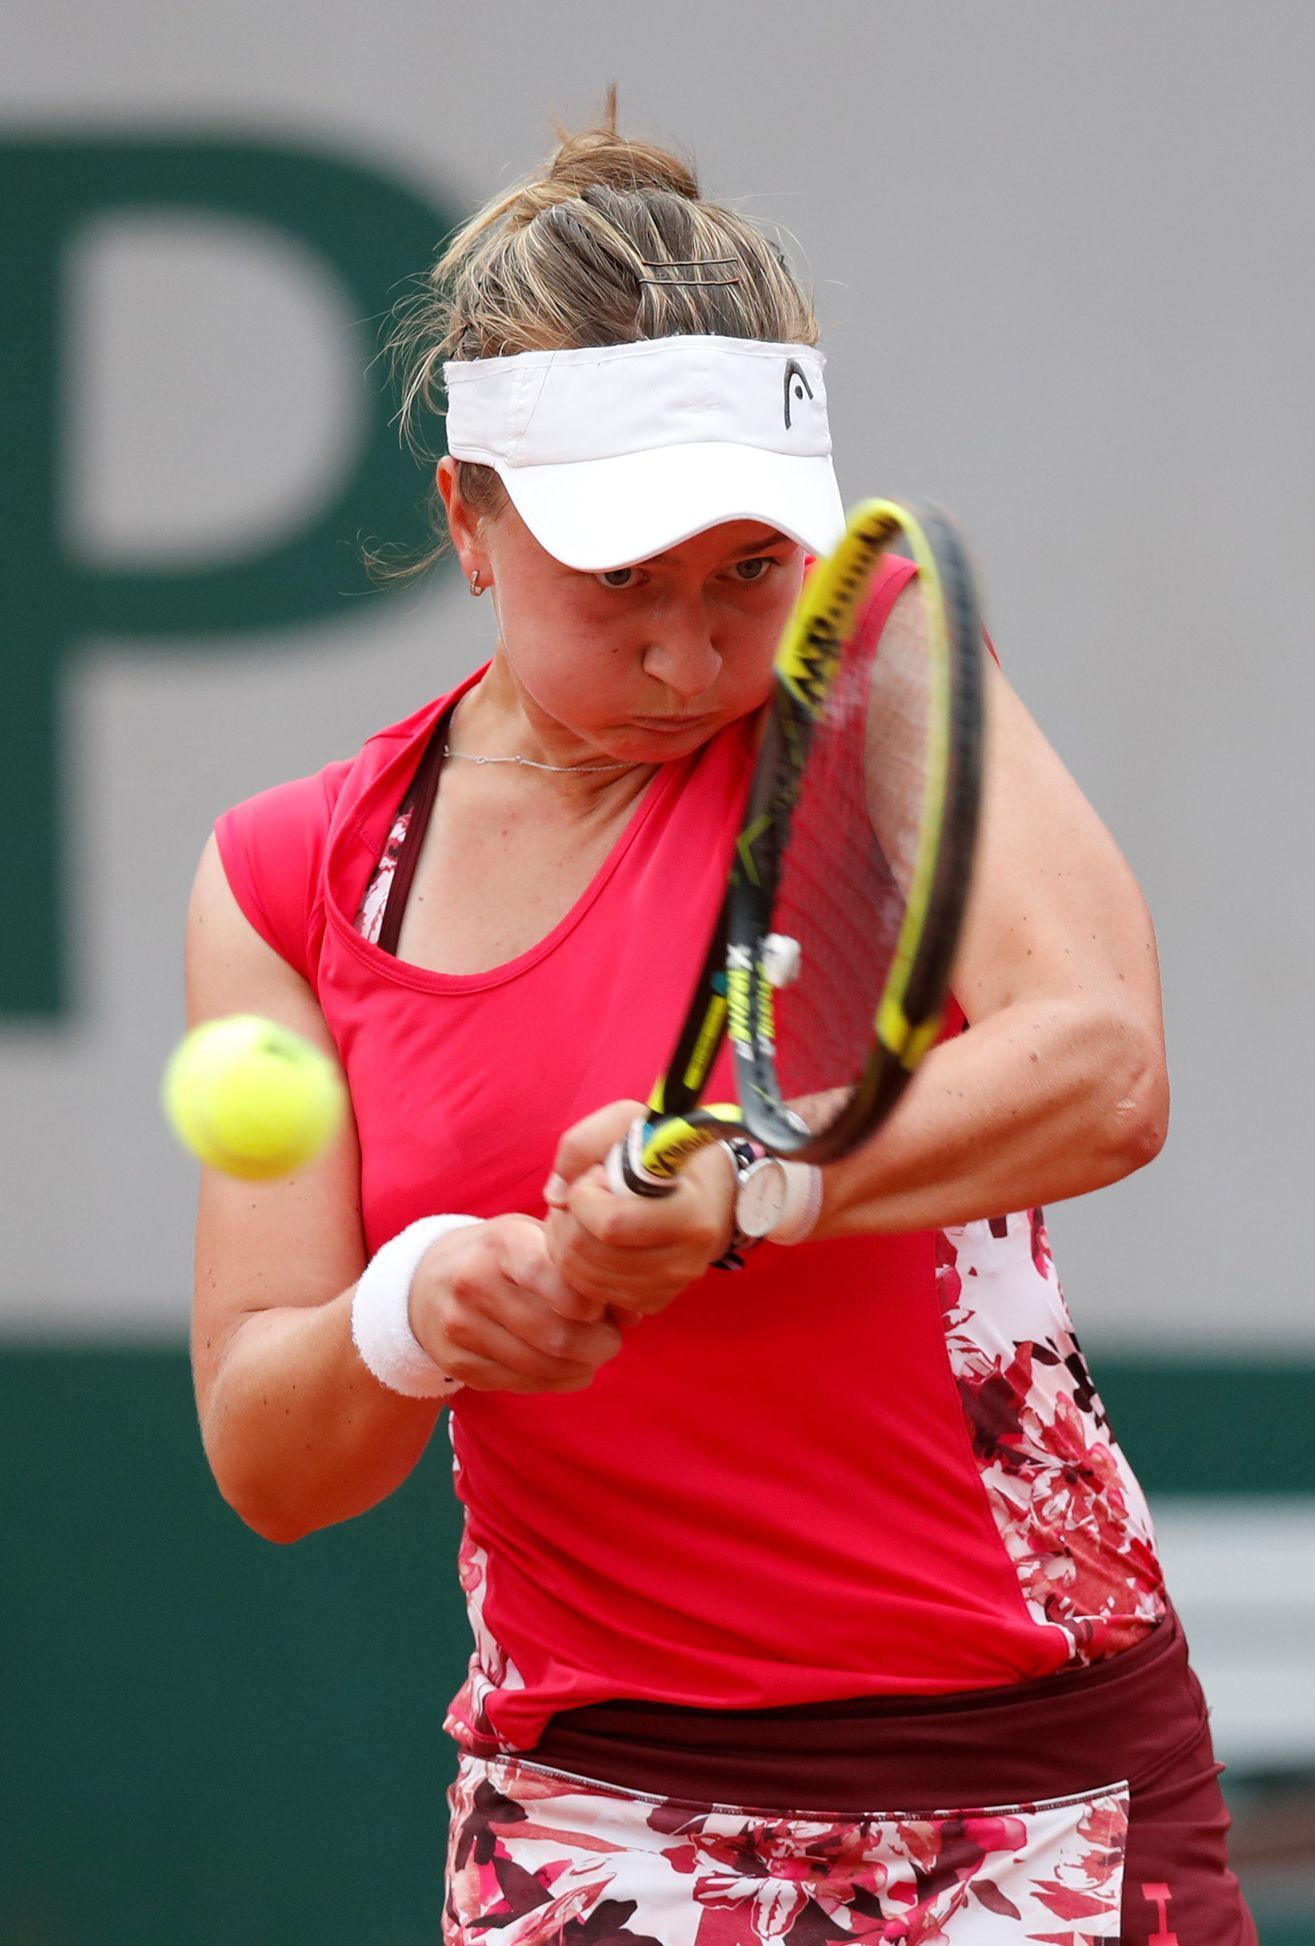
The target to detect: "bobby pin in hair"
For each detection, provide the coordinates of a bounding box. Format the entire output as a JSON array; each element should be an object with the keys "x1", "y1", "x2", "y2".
[{"x1": 638, "y1": 256, "x2": 742, "y2": 287}]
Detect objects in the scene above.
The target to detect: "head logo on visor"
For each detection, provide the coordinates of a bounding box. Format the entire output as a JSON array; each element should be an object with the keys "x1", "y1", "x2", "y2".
[{"x1": 783, "y1": 357, "x2": 814, "y2": 431}]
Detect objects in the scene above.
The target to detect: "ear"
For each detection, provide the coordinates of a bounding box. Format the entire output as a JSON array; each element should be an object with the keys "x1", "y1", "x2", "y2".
[{"x1": 436, "y1": 457, "x2": 484, "y2": 581}]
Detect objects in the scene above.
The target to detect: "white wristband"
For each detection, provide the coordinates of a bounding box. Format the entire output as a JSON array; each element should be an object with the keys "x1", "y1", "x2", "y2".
[
  {"x1": 350, "y1": 1215, "x2": 481, "y2": 1398},
  {"x1": 771, "y1": 1162, "x2": 824, "y2": 1245}
]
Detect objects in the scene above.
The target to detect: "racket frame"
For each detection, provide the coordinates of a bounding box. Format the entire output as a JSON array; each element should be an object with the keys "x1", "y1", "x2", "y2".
[
  {"x1": 621, "y1": 498, "x2": 984, "y2": 1191},
  {"x1": 726, "y1": 499, "x2": 984, "y2": 1162}
]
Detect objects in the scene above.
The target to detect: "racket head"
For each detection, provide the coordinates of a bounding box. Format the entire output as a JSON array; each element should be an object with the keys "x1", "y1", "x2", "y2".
[
  {"x1": 623, "y1": 505, "x2": 902, "y2": 1192},
  {"x1": 726, "y1": 498, "x2": 985, "y2": 1163}
]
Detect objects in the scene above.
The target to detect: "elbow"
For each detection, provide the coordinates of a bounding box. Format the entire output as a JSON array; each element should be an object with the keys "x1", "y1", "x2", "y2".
[
  {"x1": 215, "y1": 1471, "x2": 312, "y2": 1547},
  {"x1": 238, "y1": 1504, "x2": 310, "y2": 1548},
  {"x1": 1102, "y1": 1019, "x2": 1170, "y2": 1180},
  {"x1": 200, "y1": 1430, "x2": 314, "y2": 1546}
]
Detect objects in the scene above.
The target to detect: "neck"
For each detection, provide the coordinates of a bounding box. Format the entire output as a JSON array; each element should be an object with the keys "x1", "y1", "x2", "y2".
[{"x1": 447, "y1": 678, "x2": 648, "y2": 784}]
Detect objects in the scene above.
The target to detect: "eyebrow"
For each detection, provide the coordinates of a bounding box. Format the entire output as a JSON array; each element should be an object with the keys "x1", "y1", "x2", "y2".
[{"x1": 641, "y1": 529, "x2": 792, "y2": 566}]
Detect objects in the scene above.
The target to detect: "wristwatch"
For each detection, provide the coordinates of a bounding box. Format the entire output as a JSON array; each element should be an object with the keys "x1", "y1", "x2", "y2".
[{"x1": 711, "y1": 1138, "x2": 822, "y2": 1269}]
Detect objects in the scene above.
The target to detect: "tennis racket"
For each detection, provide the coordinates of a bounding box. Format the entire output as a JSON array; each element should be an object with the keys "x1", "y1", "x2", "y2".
[{"x1": 609, "y1": 496, "x2": 986, "y2": 1196}]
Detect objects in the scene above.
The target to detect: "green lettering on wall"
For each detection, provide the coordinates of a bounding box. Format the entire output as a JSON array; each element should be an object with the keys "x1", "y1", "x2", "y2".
[{"x1": 0, "y1": 136, "x2": 453, "y2": 1018}]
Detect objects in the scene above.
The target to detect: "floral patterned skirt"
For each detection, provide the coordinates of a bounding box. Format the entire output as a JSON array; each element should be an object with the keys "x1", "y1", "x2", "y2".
[{"x1": 444, "y1": 1614, "x2": 1256, "y2": 1944}]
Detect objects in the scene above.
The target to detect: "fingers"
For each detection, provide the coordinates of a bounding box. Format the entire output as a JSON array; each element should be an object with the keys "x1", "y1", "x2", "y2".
[
  {"x1": 406, "y1": 1111, "x2": 738, "y2": 1395},
  {"x1": 547, "y1": 1099, "x2": 646, "y2": 1200},
  {"x1": 409, "y1": 1216, "x2": 622, "y2": 1393},
  {"x1": 547, "y1": 1147, "x2": 735, "y2": 1316},
  {"x1": 440, "y1": 1289, "x2": 622, "y2": 1392},
  {"x1": 496, "y1": 1213, "x2": 588, "y2": 1312}
]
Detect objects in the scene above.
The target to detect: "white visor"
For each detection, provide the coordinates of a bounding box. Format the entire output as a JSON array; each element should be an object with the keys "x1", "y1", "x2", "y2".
[{"x1": 443, "y1": 335, "x2": 845, "y2": 571}]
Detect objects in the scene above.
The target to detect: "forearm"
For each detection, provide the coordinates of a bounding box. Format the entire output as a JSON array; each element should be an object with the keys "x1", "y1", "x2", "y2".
[
  {"x1": 195, "y1": 1289, "x2": 441, "y2": 1544},
  {"x1": 815, "y1": 997, "x2": 1168, "y2": 1237}
]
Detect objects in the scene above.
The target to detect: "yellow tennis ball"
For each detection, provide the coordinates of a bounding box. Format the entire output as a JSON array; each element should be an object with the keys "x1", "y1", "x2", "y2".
[{"x1": 163, "y1": 1014, "x2": 347, "y2": 1180}]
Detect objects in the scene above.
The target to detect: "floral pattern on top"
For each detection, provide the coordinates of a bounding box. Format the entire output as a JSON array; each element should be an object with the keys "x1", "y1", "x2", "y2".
[
  {"x1": 443, "y1": 1420, "x2": 530, "y2": 1749},
  {"x1": 356, "y1": 803, "x2": 413, "y2": 945},
  {"x1": 445, "y1": 1754, "x2": 1128, "y2": 1944},
  {"x1": 936, "y1": 1212, "x2": 1166, "y2": 1663}
]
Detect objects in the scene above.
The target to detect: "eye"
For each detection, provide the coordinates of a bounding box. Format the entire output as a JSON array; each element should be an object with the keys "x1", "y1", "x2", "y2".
[
  {"x1": 731, "y1": 556, "x2": 777, "y2": 583},
  {"x1": 597, "y1": 566, "x2": 638, "y2": 590}
]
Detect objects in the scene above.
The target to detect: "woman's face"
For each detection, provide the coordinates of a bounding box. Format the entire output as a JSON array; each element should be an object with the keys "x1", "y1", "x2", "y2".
[{"x1": 440, "y1": 459, "x2": 806, "y2": 763}]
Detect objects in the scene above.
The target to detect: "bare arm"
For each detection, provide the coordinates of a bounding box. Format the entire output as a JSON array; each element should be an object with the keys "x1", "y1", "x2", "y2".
[
  {"x1": 188, "y1": 834, "x2": 620, "y2": 1544},
  {"x1": 817, "y1": 627, "x2": 1169, "y2": 1234},
  {"x1": 545, "y1": 630, "x2": 1169, "y2": 1306}
]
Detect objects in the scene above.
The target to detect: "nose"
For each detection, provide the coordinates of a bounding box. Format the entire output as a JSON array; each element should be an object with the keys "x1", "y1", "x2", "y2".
[{"x1": 641, "y1": 601, "x2": 722, "y2": 700}]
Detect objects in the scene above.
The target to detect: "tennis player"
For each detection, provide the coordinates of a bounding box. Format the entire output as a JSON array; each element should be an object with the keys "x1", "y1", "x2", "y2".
[{"x1": 188, "y1": 106, "x2": 1256, "y2": 1943}]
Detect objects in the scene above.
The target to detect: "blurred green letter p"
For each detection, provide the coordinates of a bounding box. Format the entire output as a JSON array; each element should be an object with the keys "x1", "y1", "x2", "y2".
[{"x1": 0, "y1": 136, "x2": 449, "y2": 1018}]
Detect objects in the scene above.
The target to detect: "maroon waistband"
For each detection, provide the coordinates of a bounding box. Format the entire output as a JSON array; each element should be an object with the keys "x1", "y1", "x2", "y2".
[{"x1": 527, "y1": 1612, "x2": 1206, "y2": 1813}]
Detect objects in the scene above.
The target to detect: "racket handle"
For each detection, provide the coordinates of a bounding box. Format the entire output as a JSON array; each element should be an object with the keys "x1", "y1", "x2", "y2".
[{"x1": 606, "y1": 1118, "x2": 679, "y2": 1199}]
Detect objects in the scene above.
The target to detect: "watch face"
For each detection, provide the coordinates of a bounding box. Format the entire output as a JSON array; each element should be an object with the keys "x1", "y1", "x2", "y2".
[{"x1": 738, "y1": 1160, "x2": 788, "y2": 1238}]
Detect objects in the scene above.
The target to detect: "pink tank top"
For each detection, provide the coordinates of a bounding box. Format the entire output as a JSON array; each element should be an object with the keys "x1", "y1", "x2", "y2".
[{"x1": 215, "y1": 561, "x2": 1166, "y2": 1756}]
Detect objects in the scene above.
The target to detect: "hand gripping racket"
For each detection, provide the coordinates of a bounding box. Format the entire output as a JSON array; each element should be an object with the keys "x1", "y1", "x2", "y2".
[{"x1": 609, "y1": 497, "x2": 986, "y2": 1197}]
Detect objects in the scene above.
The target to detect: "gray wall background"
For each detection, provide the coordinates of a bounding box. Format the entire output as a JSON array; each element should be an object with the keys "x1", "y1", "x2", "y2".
[
  {"x1": 2, "y1": 0, "x2": 1313, "y2": 1352},
  {"x1": 6, "y1": 6, "x2": 1315, "y2": 1940}
]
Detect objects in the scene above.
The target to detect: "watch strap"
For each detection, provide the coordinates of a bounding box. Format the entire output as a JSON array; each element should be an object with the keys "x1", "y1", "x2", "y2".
[
  {"x1": 709, "y1": 1136, "x2": 765, "y2": 1272},
  {"x1": 771, "y1": 1157, "x2": 825, "y2": 1244}
]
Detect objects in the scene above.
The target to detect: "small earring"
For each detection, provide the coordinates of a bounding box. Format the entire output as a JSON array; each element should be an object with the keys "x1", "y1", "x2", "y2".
[{"x1": 469, "y1": 569, "x2": 486, "y2": 598}]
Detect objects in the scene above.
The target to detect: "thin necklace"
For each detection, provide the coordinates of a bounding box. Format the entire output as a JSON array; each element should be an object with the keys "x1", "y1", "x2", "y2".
[{"x1": 443, "y1": 743, "x2": 634, "y2": 776}]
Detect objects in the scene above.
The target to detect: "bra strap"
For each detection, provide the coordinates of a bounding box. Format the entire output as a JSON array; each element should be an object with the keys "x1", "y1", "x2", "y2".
[{"x1": 376, "y1": 720, "x2": 448, "y2": 957}]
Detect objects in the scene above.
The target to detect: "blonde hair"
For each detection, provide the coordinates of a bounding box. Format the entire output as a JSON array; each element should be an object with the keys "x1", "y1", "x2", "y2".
[{"x1": 385, "y1": 90, "x2": 819, "y2": 564}]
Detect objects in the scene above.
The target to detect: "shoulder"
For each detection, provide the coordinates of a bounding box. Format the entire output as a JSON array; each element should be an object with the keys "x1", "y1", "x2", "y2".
[
  {"x1": 216, "y1": 754, "x2": 352, "y2": 852},
  {"x1": 216, "y1": 683, "x2": 474, "y2": 861},
  {"x1": 211, "y1": 756, "x2": 355, "y2": 985},
  {"x1": 211, "y1": 679, "x2": 479, "y2": 979}
]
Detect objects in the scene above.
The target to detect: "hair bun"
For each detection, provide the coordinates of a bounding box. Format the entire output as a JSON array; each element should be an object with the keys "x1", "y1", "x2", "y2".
[
  {"x1": 386, "y1": 85, "x2": 817, "y2": 503},
  {"x1": 544, "y1": 125, "x2": 700, "y2": 204}
]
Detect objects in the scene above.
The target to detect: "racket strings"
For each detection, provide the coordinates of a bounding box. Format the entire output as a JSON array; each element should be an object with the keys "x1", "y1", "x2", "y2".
[{"x1": 766, "y1": 589, "x2": 932, "y2": 1131}]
